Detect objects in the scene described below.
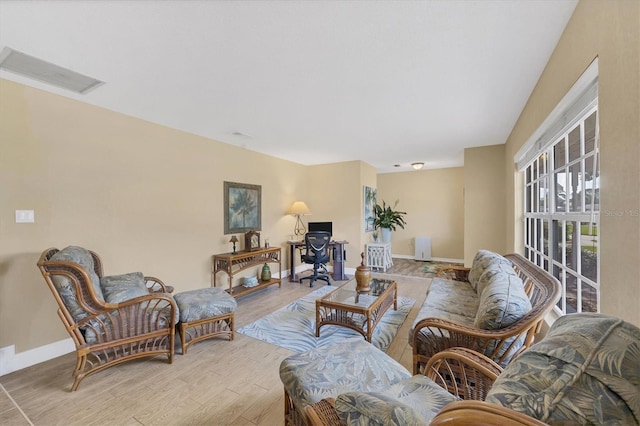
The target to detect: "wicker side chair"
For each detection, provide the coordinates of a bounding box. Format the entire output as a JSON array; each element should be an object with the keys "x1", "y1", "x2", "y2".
[
  {"x1": 412, "y1": 253, "x2": 561, "y2": 375},
  {"x1": 37, "y1": 246, "x2": 178, "y2": 391}
]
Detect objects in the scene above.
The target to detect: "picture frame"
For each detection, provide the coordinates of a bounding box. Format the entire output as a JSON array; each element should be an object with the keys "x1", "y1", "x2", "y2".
[
  {"x1": 244, "y1": 230, "x2": 261, "y2": 252},
  {"x1": 224, "y1": 181, "x2": 262, "y2": 234},
  {"x1": 364, "y1": 185, "x2": 377, "y2": 231}
]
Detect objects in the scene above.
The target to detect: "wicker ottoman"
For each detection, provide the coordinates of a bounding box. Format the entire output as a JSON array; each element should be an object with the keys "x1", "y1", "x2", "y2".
[
  {"x1": 173, "y1": 287, "x2": 237, "y2": 354},
  {"x1": 279, "y1": 338, "x2": 411, "y2": 426}
]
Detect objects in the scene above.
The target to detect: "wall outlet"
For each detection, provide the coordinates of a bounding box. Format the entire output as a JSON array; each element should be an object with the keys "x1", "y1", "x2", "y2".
[{"x1": 15, "y1": 210, "x2": 35, "y2": 223}]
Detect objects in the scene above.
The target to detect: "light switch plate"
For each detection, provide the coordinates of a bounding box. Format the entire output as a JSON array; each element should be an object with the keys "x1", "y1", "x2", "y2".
[{"x1": 15, "y1": 210, "x2": 35, "y2": 223}]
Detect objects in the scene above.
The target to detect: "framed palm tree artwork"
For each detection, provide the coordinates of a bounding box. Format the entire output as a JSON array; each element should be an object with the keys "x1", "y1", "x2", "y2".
[{"x1": 224, "y1": 181, "x2": 261, "y2": 234}]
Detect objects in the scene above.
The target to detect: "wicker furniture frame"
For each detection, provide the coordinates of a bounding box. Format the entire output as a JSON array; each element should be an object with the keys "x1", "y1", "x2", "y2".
[
  {"x1": 302, "y1": 347, "x2": 507, "y2": 426},
  {"x1": 178, "y1": 312, "x2": 234, "y2": 355},
  {"x1": 412, "y1": 253, "x2": 561, "y2": 374},
  {"x1": 37, "y1": 248, "x2": 178, "y2": 391},
  {"x1": 315, "y1": 278, "x2": 397, "y2": 342}
]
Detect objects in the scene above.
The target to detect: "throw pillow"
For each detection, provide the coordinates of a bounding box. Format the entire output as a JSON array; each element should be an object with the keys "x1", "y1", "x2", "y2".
[{"x1": 100, "y1": 272, "x2": 148, "y2": 304}]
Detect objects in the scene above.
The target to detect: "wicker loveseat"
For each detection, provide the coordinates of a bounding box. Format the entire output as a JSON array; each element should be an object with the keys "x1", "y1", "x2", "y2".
[
  {"x1": 288, "y1": 313, "x2": 640, "y2": 425},
  {"x1": 411, "y1": 250, "x2": 561, "y2": 374}
]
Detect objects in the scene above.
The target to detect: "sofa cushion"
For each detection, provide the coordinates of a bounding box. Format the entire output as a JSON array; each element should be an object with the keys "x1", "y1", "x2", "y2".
[
  {"x1": 468, "y1": 250, "x2": 512, "y2": 291},
  {"x1": 486, "y1": 313, "x2": 640, "y2": 425},
  {"x1": 280, "y1": 338, "x2": 411, "y2": 414},
  {"x1": 474, "y1": 266, "x2": 531, "y2": 330},
  {"x1": 409, "y1": 278, "x2": 478, "y2": 342},
  {"x1": 100, "y1": 272, "x2": 148, "y2": 304}
]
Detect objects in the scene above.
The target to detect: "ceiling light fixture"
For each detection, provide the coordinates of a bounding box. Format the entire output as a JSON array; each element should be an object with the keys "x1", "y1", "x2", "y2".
[{"x1": 411, "y1": 162, "x2": 424, "y2": 170}]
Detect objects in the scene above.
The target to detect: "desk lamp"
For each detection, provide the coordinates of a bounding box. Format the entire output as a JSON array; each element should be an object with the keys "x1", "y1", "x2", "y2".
[
  {"x1": 287, "y1": 201, "x2": 311, "y2": 237},
  {"x1": 229, "y1": 235, "x2": 239, "y2": 254}
]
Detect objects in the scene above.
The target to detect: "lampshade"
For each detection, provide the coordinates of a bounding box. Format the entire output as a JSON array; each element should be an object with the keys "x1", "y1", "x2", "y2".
[
  {"x1": 286, "y1": 201, "x2": 312, "y2": 216},
  {"x1": 411, "y1": 162, "x2": 424, "y2": 170},
  {"x1": 229, "y1": 235, "x2": 239, "y2": 243}
]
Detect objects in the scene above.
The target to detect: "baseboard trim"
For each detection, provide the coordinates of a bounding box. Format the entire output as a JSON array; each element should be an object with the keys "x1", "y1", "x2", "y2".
[
  {"x1": 392, "y1": 254, "x2": 464, "y2": 264},
  {"x1": 0, "y1": 339, "x2": 75, "y2": 376}
]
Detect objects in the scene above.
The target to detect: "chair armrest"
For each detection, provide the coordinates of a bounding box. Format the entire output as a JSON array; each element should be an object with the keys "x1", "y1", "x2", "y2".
[
  {"x1": 145, "y1": 276, "x2": 174, "y2": 293},
  {"x1": 412, "y1": 317, "x2": 534, "y2": 373},
  {"x1": 430, "y1": 400, "x2": 549, "y2": 426},
  {"x1": 305, "y1": 398, "x2": 341, "y2": 426},
  {"x1": 436, "y1": 266, "x2": 470, "y2": 282},
  {"x1": 425, "y1": 347, "x2": 502, "y2": 400}
]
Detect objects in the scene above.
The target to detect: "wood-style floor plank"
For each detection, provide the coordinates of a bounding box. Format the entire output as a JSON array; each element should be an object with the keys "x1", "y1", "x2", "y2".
[{"x1": 1, "y1": 269, "x2": 430, "y2": 425}]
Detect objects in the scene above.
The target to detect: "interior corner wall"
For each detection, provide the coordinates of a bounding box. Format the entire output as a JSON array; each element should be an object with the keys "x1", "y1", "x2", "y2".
[
  {"x1": 376, "y1": 167, "x2": 464, "y2": 260},
  {"x1": 0, "y1": 79, "x2": 309, "y2": 355},
  {"x1": 463, "y1": 145, "x2": 506, "y2": 266},
  {"x1": 503, "y1": 0, "x2": 640, "y2": 326}
]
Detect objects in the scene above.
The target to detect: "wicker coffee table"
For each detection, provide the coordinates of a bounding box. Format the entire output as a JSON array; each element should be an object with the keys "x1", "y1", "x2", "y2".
[{"x1": 315, "y1": 277, "x2": 397, "y2": 342}]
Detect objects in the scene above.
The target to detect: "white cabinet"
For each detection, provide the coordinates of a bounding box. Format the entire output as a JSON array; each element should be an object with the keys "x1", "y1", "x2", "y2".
[{"x1": 415, "y1": 237, "x2": 431, "y2": 261}]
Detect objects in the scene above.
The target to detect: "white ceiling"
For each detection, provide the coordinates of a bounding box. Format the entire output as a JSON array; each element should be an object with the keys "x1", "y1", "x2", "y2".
[{"x1": 0, "y1": 0, "x2": 578, "y2": 173}]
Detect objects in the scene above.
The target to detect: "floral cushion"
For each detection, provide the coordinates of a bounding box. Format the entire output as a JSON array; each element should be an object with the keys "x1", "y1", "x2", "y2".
[
  {"x1": 100, "y1": 272, "x2": 148, "y2": 304},
  {"x1": 280, "y1": 338, "x2": 411, "y2": 414},
  {"x1": 486, "y1": 313, "x2": 640, "y2": 425},
  {"x1": 468, "y1": 249, "x2": 512, "y2": 291},
  {"x1": 335, "y1": 375, "x2": 458, "y2": 425}
]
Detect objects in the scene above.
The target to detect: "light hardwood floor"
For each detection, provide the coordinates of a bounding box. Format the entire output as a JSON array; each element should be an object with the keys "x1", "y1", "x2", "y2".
[{"x1": 1, "y1": 270, "x2": 430, "y2": 426}]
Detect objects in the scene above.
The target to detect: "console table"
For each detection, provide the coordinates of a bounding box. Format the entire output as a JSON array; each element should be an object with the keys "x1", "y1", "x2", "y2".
[
  {"x1": 366, "y1": 242, "x2": 393, "y2": 272},
  {"x1": 212, "y1": 247, "x2": 281, "y2": 298}
]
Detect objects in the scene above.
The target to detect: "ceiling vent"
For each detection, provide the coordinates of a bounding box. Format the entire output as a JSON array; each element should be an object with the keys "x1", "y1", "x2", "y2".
[{"x1": 0, "y1": 47, "x2": 104, "y2": 94}]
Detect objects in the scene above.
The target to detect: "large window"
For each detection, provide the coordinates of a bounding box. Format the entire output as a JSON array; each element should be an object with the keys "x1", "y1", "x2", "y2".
[{"x1": 523, "y1": 106, "x2": 599, "y2": 315}]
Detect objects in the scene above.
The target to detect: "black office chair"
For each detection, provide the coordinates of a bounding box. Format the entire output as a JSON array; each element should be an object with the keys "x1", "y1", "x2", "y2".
[{"x1": 299, "y1": 231, "x2": 332, "y2": 287}]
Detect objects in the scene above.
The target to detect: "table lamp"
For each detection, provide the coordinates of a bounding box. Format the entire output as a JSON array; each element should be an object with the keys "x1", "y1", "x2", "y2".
[
  {"x1": 229, "y1": 235, "x2": 239, "y2": 254},
  {"x1": 287, "y1": 201, "x2": 311, "y2": 236}
]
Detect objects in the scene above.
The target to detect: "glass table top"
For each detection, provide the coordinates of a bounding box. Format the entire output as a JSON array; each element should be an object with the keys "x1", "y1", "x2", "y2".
[{"x1": 320, "y1": 278, "x2": 395, "y2": 308}]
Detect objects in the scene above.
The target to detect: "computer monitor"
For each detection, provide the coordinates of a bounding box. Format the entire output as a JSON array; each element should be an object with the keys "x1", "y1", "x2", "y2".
[{"x1": 308, "y1": 221, "x2": 332, "y2": 236}]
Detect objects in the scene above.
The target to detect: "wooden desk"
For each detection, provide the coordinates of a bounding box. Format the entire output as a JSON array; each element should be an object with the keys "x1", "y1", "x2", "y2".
[
  {"x1": 212, "y1": 247, "x2": 281, "y2": 298},
  {"x1": 287, "y1": 240, "x2": 348, "y2": 282}
]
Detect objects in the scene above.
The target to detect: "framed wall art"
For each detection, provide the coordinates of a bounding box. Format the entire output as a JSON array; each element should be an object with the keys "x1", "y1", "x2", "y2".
[
  {"x1": 364, "y1": 185, "x2": 377, "y2": 232},
  {"x1": 224, "y1": 181, "x2": 261, "y2": 234}
]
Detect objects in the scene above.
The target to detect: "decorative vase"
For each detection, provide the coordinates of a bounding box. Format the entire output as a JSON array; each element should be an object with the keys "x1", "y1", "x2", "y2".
[
  {"x1": 381, "y1": 227, "x2": 392, "y2": 243},
  {"x1": 261, "y1": 263, "x2": 272, "y2": 281},
  {"x1": 355, "y1": 252, "x2": 371, "y2": 293}
]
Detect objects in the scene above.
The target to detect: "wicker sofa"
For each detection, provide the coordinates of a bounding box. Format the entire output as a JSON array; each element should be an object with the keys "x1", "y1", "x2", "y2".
[
  {"x1": 284, "y1": 313, "x2": 640, "y2": 425},
  {"x1": 411, "y1": 250, "x2": 561, "y2": 374}
]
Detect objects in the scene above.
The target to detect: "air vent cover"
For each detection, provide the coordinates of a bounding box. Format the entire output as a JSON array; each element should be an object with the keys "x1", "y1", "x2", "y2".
[{"x1": 0, "y1": 47, "x2": 104, "y2": 94}]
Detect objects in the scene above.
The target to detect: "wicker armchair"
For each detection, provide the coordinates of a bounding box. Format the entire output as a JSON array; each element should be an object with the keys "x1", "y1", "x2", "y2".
[
  {"x1": 37, "y1": 247, "x2": 178, "y2": 391},
  {"x1": 412, "y1": 253, "x2": 561, "y2": 374}
]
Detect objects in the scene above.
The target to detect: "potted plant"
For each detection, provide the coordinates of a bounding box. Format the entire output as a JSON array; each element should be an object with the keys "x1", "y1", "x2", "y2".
[{"x1": 373, "y1": 200, "x2": 407, "y2": 243}]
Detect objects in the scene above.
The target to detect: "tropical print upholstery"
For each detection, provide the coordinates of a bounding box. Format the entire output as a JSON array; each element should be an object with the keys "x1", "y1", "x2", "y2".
[
  {"x1": 100, "y1": 272, "x2": 148, "y2": 304},
  {"x1": 173, "y1": 287, "x2": 237, "y2": 323},
  {"x1": 279, "y1": 338, "x2": 411, "y2": 415},
  {"x1": 335, "y1": 375, "x2": 458, "y2": 425},
  {"x1": 467, "y1": 249, "x2": 513, "y2": 290},
  {"x1": 487, "y1": 313, "x2": 640, "y2": 425},
  {"x1": 474, "y1": 265, "x2": 530, "y2": 330},
  {"x1": 50, "y1": 246, "x2": 104, "y2": 322}
]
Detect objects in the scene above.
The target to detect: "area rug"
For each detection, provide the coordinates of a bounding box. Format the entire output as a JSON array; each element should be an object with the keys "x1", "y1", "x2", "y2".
[
  {"x1": 422, "y1": 261, "x2": 461, "y2": 274},
  {"x1": 237, "y1": 286, "x2": 415, "y2": 353}
]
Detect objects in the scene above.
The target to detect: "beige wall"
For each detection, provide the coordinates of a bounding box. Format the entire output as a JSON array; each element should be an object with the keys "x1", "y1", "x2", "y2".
[
  {"x1": 504, "y1": 0, "x2": 640, "y2": 326},
  {"x1": 376, "y1": 168, "x2": 464, "y2": 260},
  {"x1": 0, "y1": 79, "x2": 353, "y2": 353},
  {"x1": 464, "y1": 145, "x2": 506, "y2": 266}
]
